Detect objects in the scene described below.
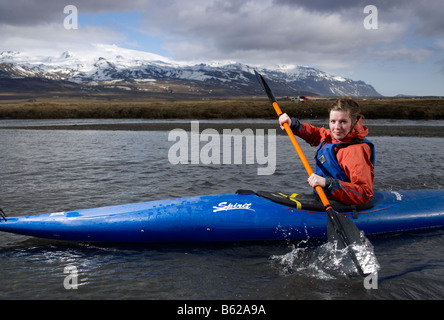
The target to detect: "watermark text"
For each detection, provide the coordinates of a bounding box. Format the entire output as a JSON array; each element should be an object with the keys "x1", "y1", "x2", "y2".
[
  {"x1": 63, "y1": 265, "x2": 79, "y2": 289},
  {"x1": 363, "y1": 272, "x2": 378, "y2": 289},
  {"x1": 168, "y1": 121, "x2": 276, "y2": 175},
  {"x1": 64, "y1": 5, "x2": 78, "y2": 30},
  {"x1": 363, "y1": 5, "x2": 378, "y2": 30}
]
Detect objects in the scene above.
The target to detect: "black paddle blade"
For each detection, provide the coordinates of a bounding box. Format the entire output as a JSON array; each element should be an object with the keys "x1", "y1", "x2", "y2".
[
  {"x1": 254, "y1": 70, "x2": 277, "y2": 103},
  {"x1": 327, "y1": 208, "x2": 379, "y2": 276}
]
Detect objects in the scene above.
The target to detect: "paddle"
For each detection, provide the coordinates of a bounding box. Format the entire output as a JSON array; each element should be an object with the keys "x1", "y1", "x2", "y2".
[{"x1": 254, "y1": 70, "x2": 378, "y2": 276}]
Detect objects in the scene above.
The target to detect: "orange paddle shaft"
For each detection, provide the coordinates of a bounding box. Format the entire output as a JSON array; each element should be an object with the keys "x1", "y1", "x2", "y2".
[{"x1": 272, "y1": 101, "x2": 333, "y2": 211}]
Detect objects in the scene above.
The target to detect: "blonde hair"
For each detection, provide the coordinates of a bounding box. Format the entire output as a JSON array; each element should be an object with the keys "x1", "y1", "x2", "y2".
[{"x1": 329, "y1": 97, "x2": 362, "y2": 122}]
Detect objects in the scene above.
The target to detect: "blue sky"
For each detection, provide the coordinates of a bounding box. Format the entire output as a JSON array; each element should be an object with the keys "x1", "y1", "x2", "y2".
[
  {"x1": 1, "y1": 0, "x2": 443, "y2": 96},
  {"x1": 78, "y1": 11, "x2": 168, "y2": 54}
]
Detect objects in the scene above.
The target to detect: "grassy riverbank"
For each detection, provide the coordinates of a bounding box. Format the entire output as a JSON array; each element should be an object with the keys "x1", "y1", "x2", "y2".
[{"x1": 0, "y1": 98, "x2": 443, "y2": 120}]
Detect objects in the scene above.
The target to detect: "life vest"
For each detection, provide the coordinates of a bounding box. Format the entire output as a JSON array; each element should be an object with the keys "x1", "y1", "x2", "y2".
[{"x1": 315, "y1": 138, "x2": 375, "y2": 182}]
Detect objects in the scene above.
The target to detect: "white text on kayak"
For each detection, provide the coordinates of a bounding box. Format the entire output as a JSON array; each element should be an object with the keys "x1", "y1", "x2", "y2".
[{"x1": 213, "y1": 202, "x2": 255, "y2": 213}]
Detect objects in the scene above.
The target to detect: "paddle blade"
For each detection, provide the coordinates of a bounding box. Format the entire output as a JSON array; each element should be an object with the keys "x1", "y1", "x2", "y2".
[
  {"x1": 327, "y1": 209, "x2": 379, "y2": 276},
  {"x1": 254, "y1": 70, "x2": 277, "y2": 103}
]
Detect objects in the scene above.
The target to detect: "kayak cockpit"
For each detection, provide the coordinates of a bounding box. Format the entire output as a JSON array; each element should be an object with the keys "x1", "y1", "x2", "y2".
[{"x1": 236, "y1": 189, "x2": 375, "y2": 215}]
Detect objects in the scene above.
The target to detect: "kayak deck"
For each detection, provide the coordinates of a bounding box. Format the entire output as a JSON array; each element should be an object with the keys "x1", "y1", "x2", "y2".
[{"x1": 0, "y1": 189, "x2": 443, "y2": 243}]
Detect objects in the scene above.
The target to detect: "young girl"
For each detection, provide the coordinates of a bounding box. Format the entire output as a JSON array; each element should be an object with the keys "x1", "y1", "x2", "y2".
[{"x1": 279, "y1": 98, "x2": 375, "y2": 205}]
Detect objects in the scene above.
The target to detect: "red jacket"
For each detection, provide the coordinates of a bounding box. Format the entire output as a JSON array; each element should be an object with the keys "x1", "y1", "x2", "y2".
[{"x1": 294, "y1": 118, "x2": 375, "y2": 205}]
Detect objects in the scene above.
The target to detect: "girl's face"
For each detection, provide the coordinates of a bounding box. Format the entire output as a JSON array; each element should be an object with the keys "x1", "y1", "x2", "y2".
[{"x1": 329, "y1": 110, "x2": 353, "y2": 140}]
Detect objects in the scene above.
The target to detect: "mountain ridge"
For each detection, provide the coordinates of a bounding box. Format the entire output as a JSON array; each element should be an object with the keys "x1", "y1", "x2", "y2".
[{"x1": 0, "y1": 45, "x2": 381, "y2": 98}]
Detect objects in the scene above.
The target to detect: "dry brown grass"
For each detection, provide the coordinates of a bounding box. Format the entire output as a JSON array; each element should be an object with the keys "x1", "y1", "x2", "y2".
[{"x1": 0, "y1": 98, "x2": 443, "y2": 120}]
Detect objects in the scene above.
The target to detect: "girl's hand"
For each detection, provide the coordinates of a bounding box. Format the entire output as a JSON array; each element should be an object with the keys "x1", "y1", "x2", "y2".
[
  {"x1": 308, "y1": 173, "x2": 327, "y2": 188},
  {"x1": 279, "y1": 113, "x2": 291, "y2": 130}
]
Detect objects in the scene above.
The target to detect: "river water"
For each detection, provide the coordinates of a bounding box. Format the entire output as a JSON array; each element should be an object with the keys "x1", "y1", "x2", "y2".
[{"x1": 0, "y1": 119, "x2": 443, "y2": 301}]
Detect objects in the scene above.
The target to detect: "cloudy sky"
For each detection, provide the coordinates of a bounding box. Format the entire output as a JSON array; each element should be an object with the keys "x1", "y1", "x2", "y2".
[{"x1": 1, "y1": 0, "x2": 443, "y2": 96}]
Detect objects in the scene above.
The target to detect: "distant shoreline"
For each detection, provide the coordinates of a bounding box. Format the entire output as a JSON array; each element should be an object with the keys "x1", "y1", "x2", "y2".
[
  {"x1": 1, "y1": 98, "x2": 443, "y2": 121},
  {"x1": 1, "y1": 122, "x2": 442, "y2": 137}
]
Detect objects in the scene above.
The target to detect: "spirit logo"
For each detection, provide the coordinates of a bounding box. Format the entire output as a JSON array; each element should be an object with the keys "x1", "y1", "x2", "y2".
[{"x1": 213, "y1": 202, "x2": 255, "y2": 213}]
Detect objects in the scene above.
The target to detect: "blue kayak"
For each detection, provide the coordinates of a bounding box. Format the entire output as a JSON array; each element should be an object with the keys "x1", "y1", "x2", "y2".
[{"x1": 0, "y1": 189, "x2": 443, "y2": 243}]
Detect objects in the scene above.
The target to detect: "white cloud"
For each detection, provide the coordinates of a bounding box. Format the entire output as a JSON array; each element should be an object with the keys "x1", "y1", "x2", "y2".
[
  {"x1": 0, "y1": 0, "x2": 443, "y2": 95},
  {"x1": 0, "y1": 23, "x2": 125, "y2": 56},
  {"x1": 139, "y1": 0, "x2": 411, "y2": 72},
  {"x1": 1, "y1": 1, "x2": 441, "y2": 69}
]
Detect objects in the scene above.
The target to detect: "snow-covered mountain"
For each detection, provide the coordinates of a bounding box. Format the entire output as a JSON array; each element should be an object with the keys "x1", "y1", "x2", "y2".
[{"x1": 0, "y1": 44, "x2": 381, "y2": 97}]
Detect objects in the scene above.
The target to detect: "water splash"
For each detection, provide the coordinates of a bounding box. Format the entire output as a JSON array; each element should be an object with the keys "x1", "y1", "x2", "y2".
[
  {"x1": 271, "y1": 236, "x2": 380, "y2": 279},
  {"x1": 350, "y1": 233, "x2": 380, "y2": 275}
]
